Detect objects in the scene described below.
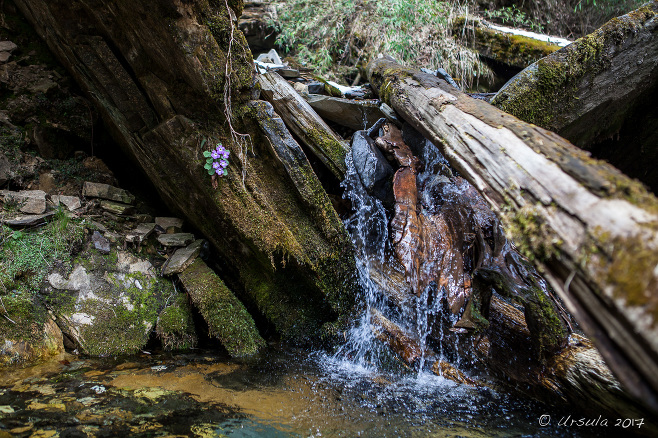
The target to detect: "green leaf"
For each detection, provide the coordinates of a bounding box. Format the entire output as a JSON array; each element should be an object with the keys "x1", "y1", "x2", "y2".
[
  {"x1": 206, "y1": 158, "x2": 214, "y2": 164},
  {"x1": 203, "y1": 151, "x2": 211, "y2": 158},
  {"x1": 207, "y1": 168, "x2": 216, "y2": 175},
  {"x1": 200, "y1": 138, "x2": 207, "y2": 149},
  {"x1": 204, "y1": 163, "x2": 212, "y2": 170}
]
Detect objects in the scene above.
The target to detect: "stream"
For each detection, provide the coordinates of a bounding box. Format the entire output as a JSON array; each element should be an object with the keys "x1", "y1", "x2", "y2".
[
  {"x1": 0, "y1": 347, "x2": 598, "y2": 437},
  {"x1": 0, "y1": 132, "x2": 611, "y2": 438}
]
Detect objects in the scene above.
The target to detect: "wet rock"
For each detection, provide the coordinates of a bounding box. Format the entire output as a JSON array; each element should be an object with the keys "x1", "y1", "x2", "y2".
[
  {"x1": 155, "y1": 217, "x2": 183, "y2": 233},
  {"x1": 0, "y1": 316, "x2": 64, "y2": 367},
  {"x1": 178, "y1": 259, "x2": 265, "y2": 356},
  {"x1": 376, "y1": 123, "x2": 420, "y2": 170},
  {"x1": 51, "y1": 195, "x2": 82, "y2": 211},
  {"x1": 351, "y1": 130, "x2": 394, "y2": 206},
  {"x1": 157, "y1": 233, "x2": 194, "y2": 247},
  {"x1": 0, "y1": 189, "x2": 47, "y2": 214},
  {"x1": 126, "y1": 222, "x2": 156, "y2": 244},
  {"x1": 3, "y1": 212, "x2": 55, "y2": 227},
  {"x1": 82, "y1": 181, "x2": 135, "y2": 204},
  {"x1": 91, "y1": 231, "x2": 110, "y2": 254},
  {"x1": 162, "y1": 239, "x2": 204, "y2": 276},
  {"x1": 99, "y1": 200, "x2": 135, "y2": 215},
  {"x1": 305, "y1": 95, "x2": 386, "y2": 130}
]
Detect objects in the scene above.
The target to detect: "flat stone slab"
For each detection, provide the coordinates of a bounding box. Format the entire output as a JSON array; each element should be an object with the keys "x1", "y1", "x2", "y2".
[
  {"x1": 0, "y1": 41, "x2": 17, "y2": 52},
  {"x1": 305, "y1": 95, "x2": 386, "y2": 131},
  {"x1": 83, "y1": 181, "x2": 135, "y2": 204},
  {"x1": 157, "y1": 233, "x2": 195, "y2": 247},
  {"x1": 162, "y1": 239, "x2": 204, "y2": 276},
  {"x1": 1, "y1": 190, "x2": 47, "y2": 214},
  {"x1": 155, "y1": 217, "x2": 184, "y2": 232},
  {"x1": 126, "y1": 222, "x2": 156, "y2": 244},
  {"x1": 100, "y1": 200, "x2": 135, "y2": 215},
  {"x1": 3, "y1": 212, "x2": 55, "y2": 227},
  {"x1": 51, "y1": 195, "x2": 82, "y2": 211}
]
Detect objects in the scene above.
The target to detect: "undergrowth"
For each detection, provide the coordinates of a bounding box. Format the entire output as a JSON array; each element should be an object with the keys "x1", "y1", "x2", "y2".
[
  {"x1": 0, "y1": 210, "x2": 85, "y2": 298},
  {"x1": 274, "y1": 0, "x2": 492, "y2": 89}
]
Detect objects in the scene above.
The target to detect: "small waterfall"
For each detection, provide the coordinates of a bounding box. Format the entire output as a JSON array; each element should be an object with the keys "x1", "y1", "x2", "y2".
[
  {"x1": 331, "y1": 137, "x2": 454, "y2": 375},
  {"x1": 332, "y1": 151, "x2": 390, "y2": 369}
]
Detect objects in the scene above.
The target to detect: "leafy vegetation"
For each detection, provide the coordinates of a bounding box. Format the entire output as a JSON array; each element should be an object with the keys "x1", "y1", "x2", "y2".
[
  {"x1": 274, "y1": 0, "x2": 492, "y2": 88},
  {"x1": 0, "y1": 210, "x2": 85, "y2": 297},
  {"x1": 483, "y1": 5, "x2": 546, "y2": 32}
]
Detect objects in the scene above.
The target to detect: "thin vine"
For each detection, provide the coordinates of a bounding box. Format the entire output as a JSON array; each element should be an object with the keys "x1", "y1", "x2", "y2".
[{"x1": 222, "y1": 0, "x2": 253, "y2": 187}]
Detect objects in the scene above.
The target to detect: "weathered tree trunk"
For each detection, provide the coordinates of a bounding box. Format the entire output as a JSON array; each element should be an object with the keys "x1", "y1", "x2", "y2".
[
  {"x1": 13, "y1": 0, "x2": 358, "y2": 342},
  {"x1": 491, "y1": 1, "x2": 658, "y2": 191},
  {"x1": 367, "y1": 56, "x2": 658, "y2": 413},
  {"x1": 453, "y1": 16, "x2": 566, "y2": 69},
  {"x1": 258, "y1": 72, "x2": 349, "y2": 179}
]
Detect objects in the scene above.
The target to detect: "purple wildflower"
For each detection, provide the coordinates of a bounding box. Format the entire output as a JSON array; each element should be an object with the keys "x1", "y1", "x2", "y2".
[
  {"x1": 216, "y1": 168, "x2": 224, "y2": 176},
  {"x1": 212, "y1": 161, "x2": 221, "y2": 169},
  {"x1": 211, "y1": 150, "x2": 221, "y2": 159},
  {"x1": 219, "y1": 159, "x2": 228, "y2": 168},
  {"x1": 222, "y1": 150, "x2": 230, "y2": 159}
]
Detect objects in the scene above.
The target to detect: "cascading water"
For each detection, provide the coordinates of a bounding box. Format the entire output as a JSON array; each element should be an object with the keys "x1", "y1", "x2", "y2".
[
  {"x1": 331, "y1": 151, "x2": 391, "y2": 369},
  {"x1": 329, "y1": 129, "x2": 455, "y2": 376}
]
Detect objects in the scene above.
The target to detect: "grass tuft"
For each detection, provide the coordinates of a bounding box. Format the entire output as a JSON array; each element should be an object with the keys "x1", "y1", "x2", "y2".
[{"x1": 274, "y1": 0, "x2": 492, "y2": 89}]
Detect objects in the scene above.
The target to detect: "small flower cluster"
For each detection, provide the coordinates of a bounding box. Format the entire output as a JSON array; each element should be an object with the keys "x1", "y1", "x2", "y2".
[{"x1": 203, "y1": 143, "x2": 230, "y2": 177}]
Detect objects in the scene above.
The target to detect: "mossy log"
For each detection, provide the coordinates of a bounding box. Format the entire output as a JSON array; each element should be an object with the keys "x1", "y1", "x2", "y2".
[
  {"x1": 14, "y1": 0, "x2": 358, "y2": 343},
  {"x1": 367, "y1": 56, "x2": 658, "y2": 412},
  {"x1": 491, "y1": 2, "x2": 658, "y2": 190},
  {"x1": 257, "y1": 71, "x2": 348, "y2": 179},
  {"x1": 453, "y1": 16, "x2": 564, "y2": 69},
  {"x1": 178, "y1": 259, "x2": 264, "y2": 357}
]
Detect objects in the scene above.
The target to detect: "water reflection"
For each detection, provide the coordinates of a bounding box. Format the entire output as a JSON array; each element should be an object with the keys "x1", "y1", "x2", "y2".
[{"x1": 0, "y1": 347, "x2": 599, "y2": 437}]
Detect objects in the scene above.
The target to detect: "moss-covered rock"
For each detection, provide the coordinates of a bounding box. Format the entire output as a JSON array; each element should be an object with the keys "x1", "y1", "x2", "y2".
[
  {"x1": 48, "y1": 242, "x2": 175, "y2": 357},
  {"x1": 178, "y1": 259, "x2": 264, "y2": 357},
  {"x1": 156, "y1": 292, "x2": 198, "y2": 351},
  {"x1": 0, "y1": 213, "x2": 83, "y2": 366},
  {"x1": 0, "y1": 295, "x2": 63, "y2": 367}
]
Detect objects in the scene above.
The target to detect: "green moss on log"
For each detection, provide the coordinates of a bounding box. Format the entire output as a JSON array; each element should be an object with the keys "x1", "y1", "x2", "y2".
[
  {"x1": 453, "y1": 16, "x2": 561, "y2": 69},
  {"x1": 178, "y1": 259, "x2": 265, "y2": 356},
  {"x1": 156, "y1": 292, "x2": 198, "y2": 351},
  {"x1": 491, "y1": 3, "x2": 658, "y2": 131}
]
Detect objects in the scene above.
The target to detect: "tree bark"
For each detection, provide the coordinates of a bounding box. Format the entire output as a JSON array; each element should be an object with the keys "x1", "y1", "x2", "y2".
[
  {"x1": 258, "y1": 71, "x2": 349, "y2": 179},
  {"x1": 490, "y1": 1, "x2": 658, "y2": 191},
  {"x1": 13, "y1": 0, "x2": 359, "y2": 342},
  {"x1": 367, "y1": 55, "x2": 658, "y2": 412},
  {"x1": 452, "y1": 15, "x2": 565, "y2": 69}
]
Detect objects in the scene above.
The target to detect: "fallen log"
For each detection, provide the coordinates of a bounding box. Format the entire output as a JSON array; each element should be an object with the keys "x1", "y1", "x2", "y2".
[
  {"x1": 452, "y1": 16, "x2": 567, "y2": 69},
  {"x1": 14, "y1": 0, "x2": 359, "y2": 344},
  {"x1": 490, "y1": 1, "x2": 658, "y2": 191},
  {"x1": 367, "y1": 55, "x2": 658, "y2": 412},
  {"x1": 257, "y1": 71, "x2": 349, "y2": 179}
]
